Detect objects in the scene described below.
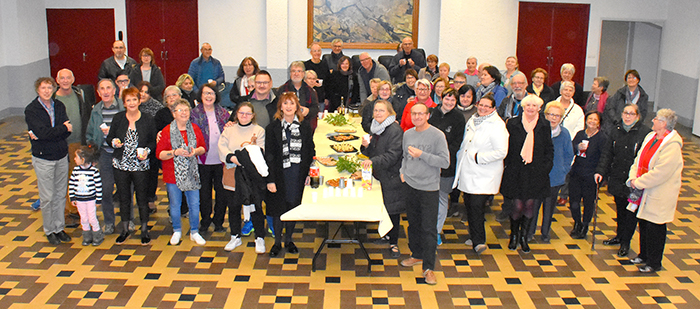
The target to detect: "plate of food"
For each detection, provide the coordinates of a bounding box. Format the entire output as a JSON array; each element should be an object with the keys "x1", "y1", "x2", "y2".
[
  {"x1": 334, "y1": 128, "x2": 356, "y2": 133},
  {"x1": 331, "y1": 143, "x2": 357, "y2": 153},
  {"x1": 315, "y1": 156, "x2": 338, "y2": 167},
  {"x1": 326, "y1": 178, "x2": 340, "y2": 187},
  {"x1": 327, "y1": 133, "x2": 359, "y2": 142}
]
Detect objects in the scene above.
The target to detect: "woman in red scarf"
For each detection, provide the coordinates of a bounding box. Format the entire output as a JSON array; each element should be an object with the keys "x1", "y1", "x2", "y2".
[{"x1": 626, "y1": 109, "x2": 683, "y2": 273}]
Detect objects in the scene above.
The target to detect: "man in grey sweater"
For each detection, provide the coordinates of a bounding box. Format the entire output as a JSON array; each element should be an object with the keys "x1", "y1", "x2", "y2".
[{"x1": 399, "y1": 103, "x2": 450, "y2": 285}]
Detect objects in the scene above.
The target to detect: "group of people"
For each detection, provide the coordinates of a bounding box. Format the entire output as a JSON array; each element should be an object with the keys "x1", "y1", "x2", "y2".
[{"x1": 25, "y1": 38, "x2": 683, "y2": 286}]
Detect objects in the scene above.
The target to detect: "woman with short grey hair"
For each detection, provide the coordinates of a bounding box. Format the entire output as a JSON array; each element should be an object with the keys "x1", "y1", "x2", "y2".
[
  {"x1": 550, "y1": 63, "x2": 585, "y2": 107},
  {"x1": 627, "y1": 108, "x2": 683, "y2": 273}
]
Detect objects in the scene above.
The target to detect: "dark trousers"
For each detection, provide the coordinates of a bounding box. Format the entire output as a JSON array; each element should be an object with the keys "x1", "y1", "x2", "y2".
[
  {"x1": 569, "y1": 174, "x2": 597, "y2": 226},
  {"x1": 146, "y1": 157, "x2": 160, "y2": 203},
  {"x1": 98, "y1": 149, "x2": 116, "y2": 226},
  {"x1": 501, "y1": 197, "x2": 513, "y2": 216},
  {"x1": 529, "y1": 185, "x2": 562, "y2": 239},
  {"x1": 638, "y1": 219, "x2": 666, "y2": 269},
  {"x1": 273, "y1": 204, "x2": 296, "y2": 245},
  {"x1": 465, "y1": 193, "x2": 489, "y2": 246},
  {"x1": 615, "y1": 195, "x2": 638, "y2": 245},
  {"x1": 387, "y1": 214, "x2": 401, "y2": 245},
  {"x1": 405, "y1": 186, "x2": 439, "y2": 271},
  {"x1": 198, "y1": 164, "x2": 227, "y2": 229},
  {"x1": 113, "y1": 169, "x2": 149, "y2": 227},
  {"x1": 225, "y1": 189, "x2": 266, "y2": 238}
]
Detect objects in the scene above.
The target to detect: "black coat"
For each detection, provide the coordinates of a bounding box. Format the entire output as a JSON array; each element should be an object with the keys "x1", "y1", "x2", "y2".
[
  {"x1": 392, "y1": 83, "x2": 415, "y2": 123},
  {"x1": 428, "y1": 106, "x2": 466, "y2": 177},
  {"x1": 551, "y1": 80, "x2": 585, "y2": 108},
  {"x1": 264, "y1": 119, "x2": 315, "y2": 217},
  {"x1": 25, "y1": 97, "x2": 70, "y2": 160},
  {"x1": 326, "y1": 70, "x2": 359, "y2": 112},
  {"x1": 360, "y1": 122, "x2": 406, "y2": 214},
  {"x1": 105, "y1": 111, "x2": 157, "y2": 163},
  {"x1": 603, "y1": 85, "x2": 649, "y2": 134},
  {"x1": 526, "y1": 84, "x2": 557, "y2": 104},
  {"x1": 595, "y1": 121, "x2": 651, "y2": 197},
  {"x1": 130, "y1": 64, "x2": 165, "y2": 102},
  {"x1": 500, "y1": 115, "x2": 553, "y2": 199}
]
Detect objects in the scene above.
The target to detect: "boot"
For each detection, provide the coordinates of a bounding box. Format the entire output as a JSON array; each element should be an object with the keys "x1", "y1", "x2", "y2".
[
  {"x1": 92, "y1": 229, "x2": 104, "y2": 246},
  {"x1": 573, "y1": 224, "x2": 588, "y2": 239},
  {"x1": 81, "y1": 230, "x2": 93, "y2": 246},
  {"x1": 508, "y1": 218, "x2": 520, "y2": 250},
  {"x1": 140, "y1": 224, "x2": 151, "y2": 245},
  {"x1": 570, "y1": 221, "x2": 582, "y2": 236},
  {"x1": 520, "y1": 217, "x2": 532, "y2": 253}
]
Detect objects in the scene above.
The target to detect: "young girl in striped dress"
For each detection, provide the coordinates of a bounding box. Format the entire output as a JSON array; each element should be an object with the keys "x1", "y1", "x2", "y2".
[{"x1": 69, "y1": 145, "x2": 103, "y2": 246}]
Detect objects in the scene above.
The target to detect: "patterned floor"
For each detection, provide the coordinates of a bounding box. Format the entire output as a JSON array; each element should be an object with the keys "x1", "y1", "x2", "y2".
[{"x1": 1, "y1": 116, "x2": 700, "y2": 308}]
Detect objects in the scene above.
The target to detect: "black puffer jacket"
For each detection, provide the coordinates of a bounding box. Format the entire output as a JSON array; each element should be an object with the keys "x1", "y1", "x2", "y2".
[
  {"x1": 428, "y1": 105, "x2": 466, "y2": 177},
  {"x1": 595, "y1": 121, "x2": 651, "y2": 197},
  {"x1": 360, "y1": 122, "x2": 406, "y2": 215}
]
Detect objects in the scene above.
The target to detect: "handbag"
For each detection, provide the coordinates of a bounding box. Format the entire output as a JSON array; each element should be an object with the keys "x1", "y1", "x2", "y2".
[{"x1": 222, "y1": 165, "x2": 236, "y2": 191}]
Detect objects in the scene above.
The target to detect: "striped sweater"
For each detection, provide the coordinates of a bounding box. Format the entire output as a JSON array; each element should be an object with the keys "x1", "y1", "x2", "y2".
[{"x1": 69, "y1": 164, "x2": 103, "y2": 203}]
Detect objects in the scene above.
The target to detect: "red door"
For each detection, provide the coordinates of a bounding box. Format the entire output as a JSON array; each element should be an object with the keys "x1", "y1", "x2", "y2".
[
  {"x1": 516, "y1": 2, "x2": 590, "y2": 85},
  {"x1": 126, "y1": 0, "x2": 199, "y2": 86},
  {"x1": 46, "y1": 9, "x2": 115, "y2": 85}
]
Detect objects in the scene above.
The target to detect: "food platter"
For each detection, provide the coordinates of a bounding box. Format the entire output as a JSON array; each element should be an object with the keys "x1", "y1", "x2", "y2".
[
  {"x1": 316, "y1": 156, "x2": 338, "y2": 167},
  {"x1": 334, "y1": 128, "x2": 356, "y2": 133},
  {"x1": 330, "y1": 143, "x2": 357, "y2": 153},
  {"x1": 326, "y1": 133, "x2": 360, "y2": 142}
]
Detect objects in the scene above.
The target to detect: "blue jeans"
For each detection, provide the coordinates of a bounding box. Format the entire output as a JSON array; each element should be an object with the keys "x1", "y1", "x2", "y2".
[{"x1": 166, "y1": 183, "x2": 200, "y2": 233}]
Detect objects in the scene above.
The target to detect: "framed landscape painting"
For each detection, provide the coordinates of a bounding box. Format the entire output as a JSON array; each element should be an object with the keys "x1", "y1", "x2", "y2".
[{"x1": 307, "y1": 0, "x2": 420, "y2": 49}]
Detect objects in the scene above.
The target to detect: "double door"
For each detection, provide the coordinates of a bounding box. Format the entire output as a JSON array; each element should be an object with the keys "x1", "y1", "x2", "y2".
[
  {"x1": 516, "y1": 2, "x2": 590, "y2": 85},
  {"x1": 126, "y1": 0, "x2": 199, "y2": 86}
]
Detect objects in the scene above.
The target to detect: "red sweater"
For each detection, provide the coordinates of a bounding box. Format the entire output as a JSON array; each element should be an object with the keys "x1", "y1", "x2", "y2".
[
  {"x1": 156, "y1": 123, "x2": 206, "y2": 184},
  {"x1": 400, "y1": 97, "x2": 437, "y2": 131}
]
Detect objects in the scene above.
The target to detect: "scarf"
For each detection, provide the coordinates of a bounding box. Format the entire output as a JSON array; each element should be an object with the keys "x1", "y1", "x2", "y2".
[
  {"x1": 476, "y1": 82, "x2": 496, "y2": 102},
  {"x1": 622, "y1": 119, "x2": 637, "y2": 132},
  {"x1": 473, "y1": 109, "x2": 496, "y2": 127},
  {"x1": 457, "y1": 104, "x2": 474, "y2": 112},
  {"x1": 170, "y1": 120, "x2": 201, "y2": 191},
  {"x1": 626, "y1": 86, "x2": 640, "y2": 105},
  {"x1": 371, "y1": 115, "x2": 396, "y2": 135},
  {"x1": 520, "y1": 114, "x2": 538, "y2": 164},
  {"x1": 281, "y1": 117, "x2": 302, "y2": 168},
  {"x1": 551, "y1": 124, "x2": 561, "y2": 138}
]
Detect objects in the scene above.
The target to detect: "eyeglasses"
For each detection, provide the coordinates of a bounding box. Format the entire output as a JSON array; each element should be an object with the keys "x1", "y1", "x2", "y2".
[
  {"x1": 416, "y1": 87, "x2": 429, "y2": 92},
  {"x1": 546, "y1": 113, "x2": 562, "y2": 118},
  {"x1": 477, "y1": 104, "x2": 494, "y2": 108},
  {"x1": 116, "y1": 79, "x2": 129, "y2": 84},
  {"x1": 173, "y1": 108, "x2": 189, "y2": 113},
  {"x1": 360, "y1": 58, "x2": 370, "y2": 62},
  {"x1": 454, "y1": 80, "x2": 466, "y2": 84},
  {"x1": 203, "y1": 91, "x2": 216, "y2": 96},
  {"x1": 411, "y1": 112, "x2": 428, "y2": 116},
  {"x1": 238, "y1": 112, "x2": 253, "y2": 117},
  {"x1": 622, "y1": 112, "x2": 638, "y2": 116},
  {"x1": 255, "y1": 81, "x2": 270, "y2": 85}
]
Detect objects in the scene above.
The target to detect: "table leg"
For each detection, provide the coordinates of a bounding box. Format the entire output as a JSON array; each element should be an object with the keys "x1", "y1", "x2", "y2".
[{"x1": 312, "y1": 222, "x2": 330, "y2": 271}]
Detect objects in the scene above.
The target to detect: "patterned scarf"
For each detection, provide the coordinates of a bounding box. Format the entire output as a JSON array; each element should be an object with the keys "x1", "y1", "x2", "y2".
[
  {"x1": 473, "y1": 109, "x2": 496, "y2": 127},
  {"x1": 281, "y1": 117, "x2": 302, "y2": 168},
  {"x1": 170, "y1": 119, "x2": 201, "y2": 191},
  {"x1": 371, "y1": 115, "x2": 396, "y2": 135},
  {"x1": 476, "y1": 82, "x2": 496, "y2": 102},
  {"x1": 626, "y1": 86, "x2": 640, "y2": 105}
]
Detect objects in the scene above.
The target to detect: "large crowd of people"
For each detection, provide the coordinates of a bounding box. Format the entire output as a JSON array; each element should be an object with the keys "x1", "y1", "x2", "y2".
[{"x1": 25, "y1": 37, "x2": 683, "y2": 285}]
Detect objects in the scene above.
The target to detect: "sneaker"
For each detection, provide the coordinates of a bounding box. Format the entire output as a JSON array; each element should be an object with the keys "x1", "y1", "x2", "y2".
[
  {"x1": 474, "y1": 244, "x2": 487, "y2": 254},
  {"x1": 190, "y1": 233, "x2": 206, "y2": 246},
  {"x1": 170, "y1": 231, "x2": 182, "y2": 245},
  {"x1": 241, "y1": 221, "x2": 254, "y2": 236},
  {"x1": 423, "y1": 269, "x2": 437, "y2": 285},
  {"x1": 437, "y1": 234, "x2": 443, "y2": 246},
  {"x1": 255, "y1": 237, "x2": 266, "y2": 254},
  {"x1": 46, "y1": 233, "x2": 60, "y2": 245},
  {"x1": 639, "y1": 265, "x2": 661, "y2": 273},
  {"x1": 464, "y1": 239, "x2": 473, "y2": 246},
  {"x1": 629, "y1": 257, "x2": 645, "y2": 264},
  {"x1": 267, "y1": 216, "x2": 275, "y2": 237},
  {"x1": 31, "y1": 199, "x2": 41, "y2": 211},
  {"x1": 224, "y1": 235, "x2": 242, "y2": 251}
]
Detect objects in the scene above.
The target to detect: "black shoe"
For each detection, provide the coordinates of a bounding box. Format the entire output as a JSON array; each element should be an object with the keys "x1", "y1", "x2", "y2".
[
  {"x1": 618, "y1": 244, "x2": 630, "y2": 257},
  {"x1": 141, "y1": 232, "x2": 151, "y2": 245},
  {"x1": 269, "y1": 244, "x2": 282, "y2": 257},
  {"x1": 46, "y1": 233, "x2": 61, "y2": 245},
  {"x1": 572, "y1": 226, "x2": 588, "y2": 239},
  {"x1": 285, "y1": 242, "x2": 299, "y2": 254},
  {"x1": 214, "y1": 225, "x2": 225, "y2": 232},
  {"x1": 570, "y1": 222, "x2": 582, "y2": 236},
  {"x1": 520, "y1": 217, "x2": 532, "y2": 253},
  {"x1": 115, "y1": 231, "x2": 130, "y2": 244},
  {"x1": 603, "y1": 237, "x2": 621, "y2": 246},
  {"x1": 55, "y1": 231, "x2": 72, "y2": 242},
  {"x1": 639, "y1": 265, "x2": 661, "y2": 273},
  {"x1": 390, "y1": 244, "x2": 401, "y2": 258}
]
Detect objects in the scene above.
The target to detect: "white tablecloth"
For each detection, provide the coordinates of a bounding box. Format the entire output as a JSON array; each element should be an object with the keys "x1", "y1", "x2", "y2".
[{"x1": 280, "y1": 115, "x2": 393, "y2": 236}]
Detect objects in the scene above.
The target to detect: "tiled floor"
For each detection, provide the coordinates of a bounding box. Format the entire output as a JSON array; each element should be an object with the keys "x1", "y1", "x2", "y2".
[{"x1": 1, "y1": 115, "x2": 699, "y2": 308}]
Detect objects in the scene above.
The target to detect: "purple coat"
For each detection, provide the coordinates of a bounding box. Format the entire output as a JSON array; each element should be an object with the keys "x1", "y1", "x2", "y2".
[{"x1": 190, "y1": 103, "x2": 230, "y2": 163}]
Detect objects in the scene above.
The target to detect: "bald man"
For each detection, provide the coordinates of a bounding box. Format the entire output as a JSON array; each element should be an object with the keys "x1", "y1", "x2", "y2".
[
  {"x1": 98, "y1": 40, "x2": 137, "y2": 81},
  {"x1": 389, "y1": 37, "x2": 426, "y2": 83},
  {"x1": 188, "y1": 43, "x2": 225, "y2": 92},
  {"x1": 357, "y1": 52, "x2": 390, "y2": 101}
]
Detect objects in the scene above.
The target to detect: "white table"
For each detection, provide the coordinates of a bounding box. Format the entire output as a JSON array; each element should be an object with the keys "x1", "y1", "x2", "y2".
[{"x1": 280, "y1": 115, "x2": 393, "y2": 272}]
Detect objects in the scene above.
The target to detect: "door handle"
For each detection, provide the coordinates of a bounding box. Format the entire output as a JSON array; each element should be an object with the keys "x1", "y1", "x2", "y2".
[
  {"x1": 165, "y1": 51, "x2": 168, "y2": 60},
  {"x1": 83, "y1": 53, "x2": 87, "y2": 62},
  {"x1": 161, "y1": 51, "x2": 164, "y2": 60}
]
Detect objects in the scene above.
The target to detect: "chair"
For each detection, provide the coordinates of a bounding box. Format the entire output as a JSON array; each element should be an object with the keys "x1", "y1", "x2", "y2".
[
  {"x1": 351, "y1": 55, "x2": 361, "y2": 72},
  {"x1": 378, "y1": 55, "x2": 393, "y2": 70}
]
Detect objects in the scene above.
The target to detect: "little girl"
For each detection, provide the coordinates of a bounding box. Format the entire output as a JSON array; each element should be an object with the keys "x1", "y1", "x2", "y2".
[{"x1": 69, "y1": 145, "x2": 103, "y2": 246}]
